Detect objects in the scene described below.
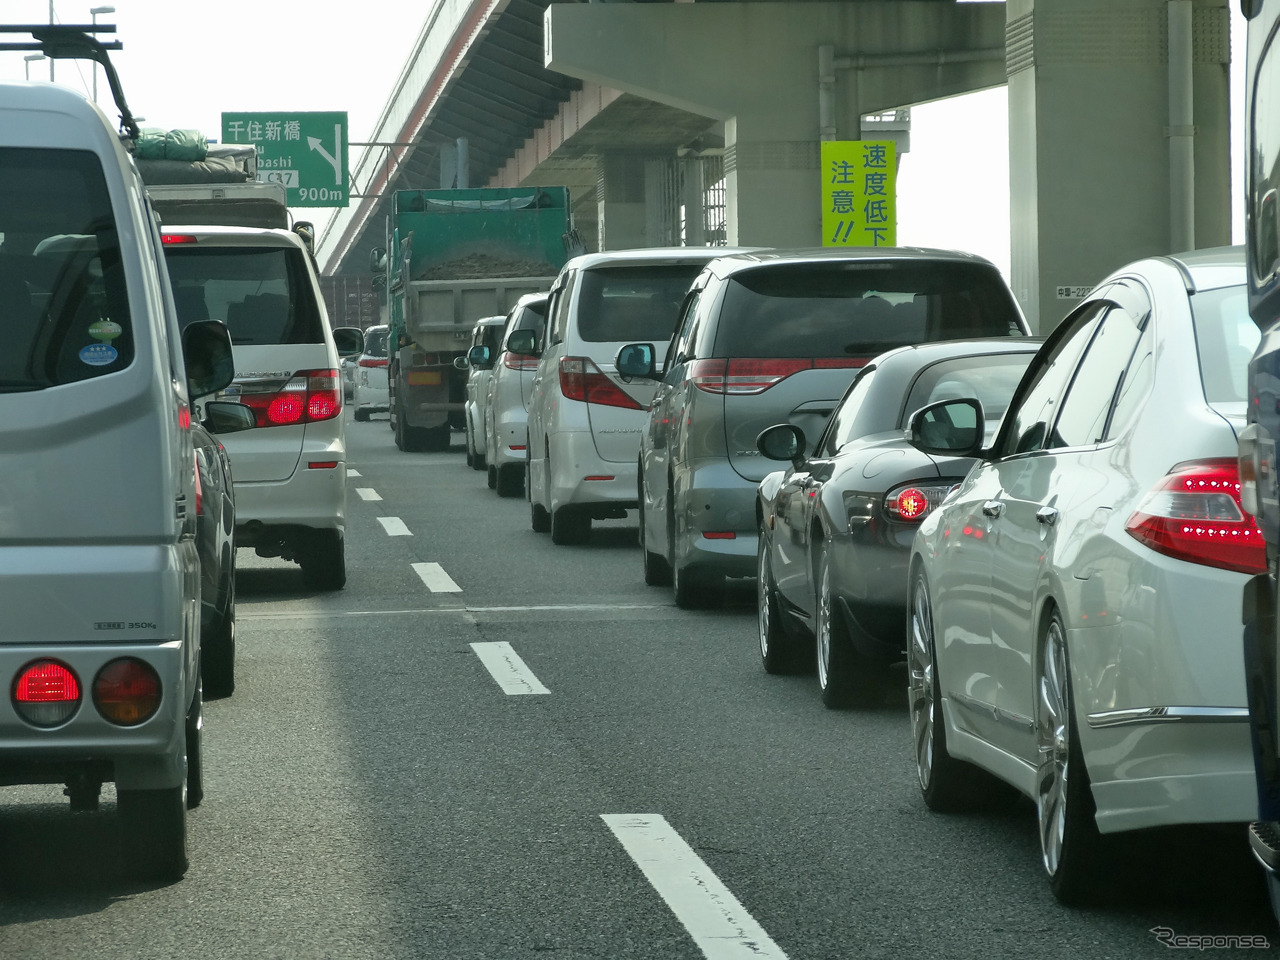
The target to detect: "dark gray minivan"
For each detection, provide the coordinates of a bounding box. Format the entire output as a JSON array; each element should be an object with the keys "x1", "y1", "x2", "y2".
[{"x1": 618, "y1": 248, "x2": 1031, "y2": 608}]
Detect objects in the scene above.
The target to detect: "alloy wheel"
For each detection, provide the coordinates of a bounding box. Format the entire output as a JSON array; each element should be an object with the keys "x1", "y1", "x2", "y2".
[
  {"x1": 908, "y1": 575, "x2": 937, "y2": 792},
  {"x1": 1037, "y1": 614, "x2": 1070, "y2": 879},
  {"x1": 816, "y1": 554, "x2": 832, "y2": 691}
]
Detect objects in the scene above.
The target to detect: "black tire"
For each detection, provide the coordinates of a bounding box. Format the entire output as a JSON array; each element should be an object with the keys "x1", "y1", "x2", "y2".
[
  {"x1": 758, "y1": 530, "x2": 800, "y2": 673},
  {"x1": 909, "y1": 568, "x2": 983, "y2": 812},
  {"x1": 185, "y1": 686, "x2": 203, "y2": 810},
  {"x1": 551, "y1": 504, "x2": 591, "y2": 545},
  {"x1": 528, "y1": 463, "x2": 550, "y2": 533},
  {"x1": 816, "y1": 546, "x2": 888, "y2": 709},
  {"x1": 638, "y1": 471, "x2": 672, "y2": 586},
  {"x1": 466, "y1": 422, "x2": 485, "y2": 470},
  {"x1": 300, "y1": 532, "x2": 346, "y2": 591},
  {"x1": 353, "y1": 408, "x2": 369, "y2": 422},
  {"x1": 1037, "y1": 607, "x2": 1104, "y2": 905},
  {"x1": 118, "y1": 784, "x2": 188, "y2": 882},
  {"x1": 496, "y1": 463, "x2": 523, "y2": 498},
  {"x1": 201, "y1": 565, "x2": 235, "y2": 699},
  {"x1": 423, "y1": 424, "x2": 451, "y2": 452},
  {"x1": 487, "y1": 464, "x2": 498, "y2": 489}
]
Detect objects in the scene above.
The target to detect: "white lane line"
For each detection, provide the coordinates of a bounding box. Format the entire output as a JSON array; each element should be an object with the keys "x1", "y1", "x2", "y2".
[
  {"x1": 356, "y1": 487, "x2": 382, "y2": 501},
  {"x1": 376, "y1": 516, "x2": 413, "y2": 536},
  {"x1": 412, "y1": 561, "x2": 461, "y2": 593},
  {"x1": 348, "y1": 469, "x2": 362, "y2": 477},
  {"x1": 602, "y1": 814, "x2": 788, "y2": 960},
  {"x1": 470, "y1": 641, "x2": 550, "y2": 695},
  {"x1": 238, "y1": 602, "x2": 673, "y2": 621}
]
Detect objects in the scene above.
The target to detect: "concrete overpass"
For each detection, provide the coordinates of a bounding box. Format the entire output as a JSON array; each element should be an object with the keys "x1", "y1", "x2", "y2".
[{"x1": 315, "y1": 0, "x2": 1232, "y2": 332}]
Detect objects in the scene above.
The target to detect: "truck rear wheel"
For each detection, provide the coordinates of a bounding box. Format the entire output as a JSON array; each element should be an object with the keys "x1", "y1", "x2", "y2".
[{"x1": 423, "y1": 424, "x2": 451, "y2": 452}]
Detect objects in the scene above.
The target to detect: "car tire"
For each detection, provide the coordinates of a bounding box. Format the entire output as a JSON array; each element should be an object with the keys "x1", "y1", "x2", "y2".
[
  {"x1": 496, "y1": 464, "x2": 522, "y2": 498},
  {"x1": 816, "y1": 546, "x2": 887, "y2": 709},
  {"x1": 759, "y1": 530, "x2": 800, "y2": 674},
  {"x1": 551, "y1": 504, "x2": 591, "y2": 545},
  {"x1": 638, "y1": 470, "x2": 672, "y2": 586},
  {"x1": 118, "y1": 783, "x2": 188, "y2": 881},
  {"x1": 185, "y1": 686, "x2": 203, "y2": 810},
  {"x1": 301, "y1": 531, "x2": 346, "y2": 591},
  {"x1": 528, "y1": 462, "x2": 550, "y2": 533},
  {"x1": 354, "y1": 407, "x2": 369, "y2": 422},
  {"x1": 201, "y1": 563, "x2": 235, "y2": 699},
  {"x1": 487, "y1": 464, "x2": 498, "y2": 489},
  {"x1": 908, "y1": 568, "x2": 983, "y2": 812},
  {"x1": 1037, "y1": 606, "x2": 1103, "y2": 906}
]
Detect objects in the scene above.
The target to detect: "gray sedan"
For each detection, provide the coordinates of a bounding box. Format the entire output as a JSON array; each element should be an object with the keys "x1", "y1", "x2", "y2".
[{"x1": 756, "y1": 339, "x2": 1038, "y2": 706}]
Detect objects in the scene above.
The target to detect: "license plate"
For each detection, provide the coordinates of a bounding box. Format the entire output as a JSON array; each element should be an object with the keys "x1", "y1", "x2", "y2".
[{"x1": 408, "y1": 372, "x2": 441, "y2": 386}]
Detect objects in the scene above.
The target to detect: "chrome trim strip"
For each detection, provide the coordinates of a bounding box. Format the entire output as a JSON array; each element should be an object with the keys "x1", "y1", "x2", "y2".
[
  {"x1": 1086, "y1": 706, "x2": 1249, "y2": 728},
  {"x1": 952, "y1": 691, "x2": 1034, "y2": 732}
]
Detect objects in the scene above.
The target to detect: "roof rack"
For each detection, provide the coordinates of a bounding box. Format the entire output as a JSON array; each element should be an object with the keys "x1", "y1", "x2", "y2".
[{"x1": 0, "y1": 23, "x2": 139, "y2": 140}]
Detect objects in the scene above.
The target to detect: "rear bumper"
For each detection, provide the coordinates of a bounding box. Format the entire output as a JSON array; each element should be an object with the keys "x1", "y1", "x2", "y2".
[
  {"x1": 234, "y1": 457, "x2": 346, "y2": 534},
  {"x1": 550, "y1": 431, "x2": 637, "y2": 511},
  {"x1": 673, "y1": 459, "x2": 758, "y2": 578},
  {"x1": 490, "y1": 405, "x2": 530, "y2": 469}
]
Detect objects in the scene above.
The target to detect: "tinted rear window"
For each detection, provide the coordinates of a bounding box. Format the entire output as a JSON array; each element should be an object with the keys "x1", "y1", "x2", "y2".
[
  {"x1": 164, "y1": 246, "x2": 324, "y2": 345},
  {"x1": 0, "y1": 148, "x2": 134, "y2": 390},
  {"x1": 514, "y1": 299, "x2": 548, "y2": 332},
  {"x1": 713, "y1": 261, "x2": 1023, "y2": 359},
  {"x1": 1190, "y1": 283, "x2": 1258, "y2": 404},
  {"x1": 364, "y1": 327, "x2": 388, "y2": 357},
  {"x1": 577, "y1": 264, "x2": 703, "y2": 342}
]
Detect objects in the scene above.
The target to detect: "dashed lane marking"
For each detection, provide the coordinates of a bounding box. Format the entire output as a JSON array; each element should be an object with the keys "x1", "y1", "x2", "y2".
[
  {"x1": 348, "y1": 469, "x2": 361, "y2": 477},
  {"x1": 470, "y1": 641, "x2": 549, "y2": 695},
  {"x1": 412, "y1": 561, "x2": 461, "y2": 593},
  {"x1": 602, "y1": 814, "x2": 788, "y2": 960},
  {"x1": 377, "y1": 516, "x2": 413, "y2": 536},
  {"x1": 356, "y1": 487, "x2": 382, "y2": 501},
  {"x1": 237, "y1": 603, "x2": 674, "y2": 621}
]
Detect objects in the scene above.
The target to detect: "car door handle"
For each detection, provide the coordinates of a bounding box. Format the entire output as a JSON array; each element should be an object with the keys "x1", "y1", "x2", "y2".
[
  {"x1": 1036, "y1": 506, "x2": 1059, "y2": 526},
  {"x1": 982, "y1": 499, "x2": 1004, "y2": 518}
]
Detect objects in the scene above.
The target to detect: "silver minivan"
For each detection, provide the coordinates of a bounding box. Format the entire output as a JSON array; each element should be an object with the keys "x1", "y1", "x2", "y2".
[{"x1": 0, "y1": 78, "x2": 244, "y2": 879}]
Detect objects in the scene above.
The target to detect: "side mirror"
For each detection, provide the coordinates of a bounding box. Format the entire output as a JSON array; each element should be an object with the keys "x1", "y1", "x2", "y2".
[
  {"x1": 467, "y1": 344, "x2": 494, "y2": 369},
  {"x1": 757, "y1": 423, "x2": 806, "y2": 466},
  {"x1": 452, "y1": 355, "x2": 470, "y2": 371},
  {"x1": 507, "y1": 329, "x2": 539, "y2": 357},
  {"x1": 203, "y1": 400, "x2": 256, "y2": 435},
  {"x1": 294, "y1": 221, "x2": 316, "y2": 255},
  {"x1": 907, "y1": 398, "x2": 985, "y2": 457},
  {"x1": 615, "y1": 342, "x2": 656, "y2": 380},
  {"x1": 370, "y1": 246, "x2": 388, "y2": 273},
  {"x1": 182, "y1": 319, "x2": 236, "y2": 400},
  {"x1": 332, "y1": 326, "x2": 364, "y2": 358}
]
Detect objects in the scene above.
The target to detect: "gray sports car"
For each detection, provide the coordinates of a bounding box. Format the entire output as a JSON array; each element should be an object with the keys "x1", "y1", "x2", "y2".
[{"x1": 755, "y1": 338, "x2": 1039, "y2": 707}]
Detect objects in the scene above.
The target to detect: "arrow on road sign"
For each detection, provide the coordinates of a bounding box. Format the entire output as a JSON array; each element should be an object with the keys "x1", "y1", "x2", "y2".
[{"x1": 308, "y1": 125, "x2": 342, "y2": 185}]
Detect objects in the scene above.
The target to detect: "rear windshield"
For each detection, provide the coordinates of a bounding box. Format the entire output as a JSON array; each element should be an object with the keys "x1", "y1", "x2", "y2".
[
  {"x1": 902, "y1": 353, "x2": 1034, "y2": 433},
  {"x1": 363, "y1": 326, "x2": 388, "y2": 357},
  {"x1": 577, "y1": 264, "x2": 703, "y2": 343},
  {"x1": 713, "y1": 261, "x2": 1024, "y2": 359},
  {"x1": 0, "y1": 147, "x2": 134, "y2": 390},
  {"x1": 164, "y1": 246, "x2": 324, "y2": 345},
  {"x1": 513, "y1": 299, "x2": 548, "y2": 333},
  {"x1": 1190, "y1": 283, "x2": 1259, "y2": 404}
]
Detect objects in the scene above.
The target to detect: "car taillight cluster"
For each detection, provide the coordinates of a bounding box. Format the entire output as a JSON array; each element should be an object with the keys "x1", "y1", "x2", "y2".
[
  {"x1": 358, "y1": 357, "x2": 389, "y2": 368},
  {"x1": 688, "y1": 357, "x2": 867, "y2": 395},
  {"x1": 11, "y1": 658, "x2": 161, "y2": 729},
  {"x1": 559, "y1": 357, "x2": 641, "y2": 409},
  {"x1": 1125, "y1": 459, "x2": 1267, "y2": 574},
  {"x1": 503, "y1": 352, "x2": 539, "y2": 371},
  {"x1": 237, "y1": 369, "x2": 342, "y2": 427},
  {"x1": 884, "y1": 481, "x2": 961, "y2": 523}
]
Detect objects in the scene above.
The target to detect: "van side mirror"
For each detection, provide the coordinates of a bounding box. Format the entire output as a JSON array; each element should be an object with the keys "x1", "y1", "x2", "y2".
[
  {"x1": 507, "y1": 329, "x2": 539, "y2": 357},
  {"x1": 370, "y1": 246, "x2": 388, "y2": 273},
  {"x1": 182, "y1": 319, "x2": 235, "y2": 399},
  {"x1": 332, "y1": 326, "x2": 364, "y2": 358},
  {"x1": 467, "y1": 344, "x2": 494, "y2": 369},
  {"x1": 615, "y1": 342, "x2": 655, "y2": 380},
  {"x1": 203, "y1": 400, "x2": 256, "y2": 434},
  {"x1": 907, "y1": 398, "x2": 985, "y2": 457},
  {"x1": 757, "y1": 423, "x2": 806, "y2": 466}
]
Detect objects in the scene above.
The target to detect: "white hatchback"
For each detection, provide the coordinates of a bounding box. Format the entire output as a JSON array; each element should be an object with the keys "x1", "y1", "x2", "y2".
[
  {"x1": 353, "y1": 323, "x2": 391, "y2": 422},
  {"x1": 906, "y1": 246, "x2": 1261, "y2": 904},
  {"x1": 519, "y1": 247, "x2": 745, "y2": 544}
]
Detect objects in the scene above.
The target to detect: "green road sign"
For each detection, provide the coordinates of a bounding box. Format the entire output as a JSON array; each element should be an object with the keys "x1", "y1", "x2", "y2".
[{"x1": 221, "y1": 111, "x2": 349, "y2": 208}]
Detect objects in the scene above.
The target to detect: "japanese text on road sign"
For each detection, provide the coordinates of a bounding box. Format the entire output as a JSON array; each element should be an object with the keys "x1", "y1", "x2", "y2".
[
  {"x1": 221, "y1": 111, "x2": 349, "y2": 208},
  {"x1": 821, "y1": 140, "x2": 896, "y2": 247}
]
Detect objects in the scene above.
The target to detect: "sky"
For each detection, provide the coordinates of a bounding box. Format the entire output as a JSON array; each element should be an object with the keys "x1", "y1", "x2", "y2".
[{"x1": 0, "y1": 0, "x2": 1250, "y2": 281}]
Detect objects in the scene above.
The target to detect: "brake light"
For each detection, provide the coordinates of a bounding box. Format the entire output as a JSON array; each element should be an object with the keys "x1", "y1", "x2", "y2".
[
  {"x1": 559, "y1": 357, "x2": 642, "y2": 409},
  {"x1": 690, "y1": 357, "x2": 869, "y2": 394},
  {"x1": 13, "y1": 660, "x2": 81, "y2": 727},
  {"x1": 160, "y1": 234, "x2": 198, "y2": 245},
  {"x1": 503, "y1": 352, "x2": 539, "y2": 371},
  {"x1": 93, "y1": 658, "x2": 162, "y2": 726},
  {"x1": 239, "y1": 369, "x2": 342, "y2": 427},
  {"x1": 884, "y1": 481, "x2": 961, "y2": 522},
  {"x1": 1125, "y1": 459, "x2": 1266, "y2": 574}
]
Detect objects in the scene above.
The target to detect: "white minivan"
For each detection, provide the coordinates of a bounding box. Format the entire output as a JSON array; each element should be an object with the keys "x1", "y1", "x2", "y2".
[{"x1": 0, "y1": 77, "x2": 244, "y2": 880}]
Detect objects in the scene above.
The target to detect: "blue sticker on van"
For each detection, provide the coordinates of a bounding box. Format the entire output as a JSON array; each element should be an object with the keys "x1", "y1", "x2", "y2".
[{"x1": 79, "y1": 343, "x2": 118, "y2": 366}]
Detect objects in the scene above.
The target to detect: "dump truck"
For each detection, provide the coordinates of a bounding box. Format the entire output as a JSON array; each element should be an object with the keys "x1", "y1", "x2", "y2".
[{"x1": 374, "y1": 186, "x2": 574, "y2": 452}]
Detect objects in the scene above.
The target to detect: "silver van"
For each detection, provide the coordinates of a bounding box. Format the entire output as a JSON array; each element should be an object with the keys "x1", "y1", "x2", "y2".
[{"x1": 0, "y1": 77, "x2": 243, "y2": 879}]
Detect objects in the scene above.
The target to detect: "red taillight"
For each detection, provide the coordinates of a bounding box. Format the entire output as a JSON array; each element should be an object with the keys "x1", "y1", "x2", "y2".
[
  {"x1": 13, "y1": 660, "x2": 81, "y2": 727},
  {"x1": 240, "y1": 369, "x2": 342, "y2": 427},
  {"x1": 93, "y1": 658, "x2": 162, "y2": 727},
  {"x1": 702, "y1": 531, "x2": 737, "y2": 540},
  {"x1": 690, "y1": 357, "x2": 869, "y2": 394},
  {"x1": 358, "y1": 357, "x2": 389, "y2": 368},
  {"x1": 161, "y1": 234, "x2": 198, "y2": 245},
  {"x1": 894, "y1": 488, "x2": 929, "y2": 520},
  {"x1": 883, "y1": 481, "x2": 960, "y2": 523},
  {"x1": 1125, "y1": 459, "x2": 1267, "y2": 574},
  {"x1": 503, "y1": 352, "x2": 539, "y2": 371},
  {"x1": 558, "y1": 357, "x2": 642, "y2": 409}
]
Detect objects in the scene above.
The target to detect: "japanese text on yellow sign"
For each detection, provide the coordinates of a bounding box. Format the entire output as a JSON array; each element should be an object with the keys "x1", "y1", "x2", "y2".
[{"x1": 822, "y1": 140, "x2": 896, "y2": 247}]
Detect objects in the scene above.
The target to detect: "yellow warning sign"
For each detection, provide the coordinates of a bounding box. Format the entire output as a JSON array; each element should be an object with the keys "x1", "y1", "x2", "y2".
[{"x1": 821, "y1": 141, "x2": 896, "y2": 247}]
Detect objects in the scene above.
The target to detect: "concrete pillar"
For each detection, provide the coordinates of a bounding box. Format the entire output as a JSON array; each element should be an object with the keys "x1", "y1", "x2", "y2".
[
  {"x1": 598, "y1": 154, "x2": 654, "y2": 250},
  {"x1": 1006, "y1": 0, "x2": 1231, "y2": 331},
  {"x1": 545, "y1": 2, "x2": 1006, "y2": 247}
]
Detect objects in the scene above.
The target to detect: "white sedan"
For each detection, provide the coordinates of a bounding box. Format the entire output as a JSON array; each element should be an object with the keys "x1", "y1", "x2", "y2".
[{"x1": 906, "y1": 246, "x2": 1262, "y2": 904}]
